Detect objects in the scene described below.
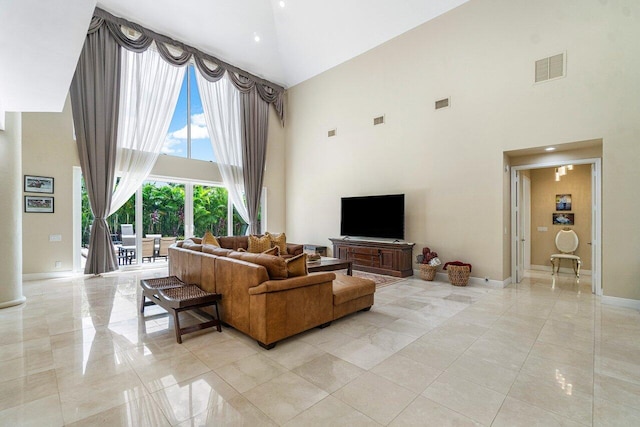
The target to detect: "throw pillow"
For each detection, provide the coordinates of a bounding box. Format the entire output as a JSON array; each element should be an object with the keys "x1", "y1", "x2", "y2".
[
  {"x1": 248, "y1": 234, "x2": 271, "y2": 253},
  {"x1": 285, "y1": 253, "x2": 308, "y2": 277},
  {"x1": 262, "y1": 246, "x2": 280, "y2": 256},
  {"x1": 202, "y1": 231, "x2": 220, "y2": 247},
  {"x1": 267, "y1": 232, "x2": 288, "y2": 255}
]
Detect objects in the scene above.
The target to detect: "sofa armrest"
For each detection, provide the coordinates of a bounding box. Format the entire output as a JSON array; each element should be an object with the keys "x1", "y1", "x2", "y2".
[
  {"x1": 286, "y1": 243, "x2": 303, "y2": 256},
  {"x1": 248, "y1": 272, "x2": 335, "y2": 295}
]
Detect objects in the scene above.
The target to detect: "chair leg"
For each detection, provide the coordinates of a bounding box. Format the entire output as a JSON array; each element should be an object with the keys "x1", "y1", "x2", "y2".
[
  {"x1": 575, "y1": 260, "x2": 581, "y2": 278},
  {"x1": 173, "y1": 310, "x2": 182, "y2": 344},
  {"x1": 140, "y1": 295, "x2": 146, "y2": 314}
]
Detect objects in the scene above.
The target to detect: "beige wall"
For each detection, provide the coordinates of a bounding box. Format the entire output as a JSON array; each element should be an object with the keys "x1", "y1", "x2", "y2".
[
  {"x1": 22, "y1": 97, "x2": 78, "y2": 274},
  {"x1": 21, "y1": 98, "x2": 287, "y2": 275},
  {"x1": 530, "y1": 165, "x2": 591, "y2": 270},
  {"x1": 285, "y1": 0, "x2": 640, "y2": 299}
]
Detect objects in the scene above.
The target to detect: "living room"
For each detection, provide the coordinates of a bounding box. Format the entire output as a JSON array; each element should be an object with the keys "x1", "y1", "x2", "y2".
[{"x1": 1, "y1": 0, "x2": 640, "y2": 425}]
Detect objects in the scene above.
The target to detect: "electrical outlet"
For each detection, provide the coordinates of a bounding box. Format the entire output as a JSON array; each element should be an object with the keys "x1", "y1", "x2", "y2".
[
  {"x1": 55, "y1": 261, "x2": 62, "y2": 268},
  {"x1": 484, "y1": 277, "x2": 489, "y2": 282},
  {"x1": 49, "y1": 234, "x2": 62, "y2": 242}
]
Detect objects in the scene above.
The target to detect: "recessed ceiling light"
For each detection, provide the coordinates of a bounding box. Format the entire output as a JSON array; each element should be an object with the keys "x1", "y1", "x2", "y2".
[
  {"x1": 254, "y1": 34, "x2": 261, "y2": 42},
  {"x1": 279, "y1": 1, "x2": 285, "y2": 7},
  {"x1": 545, "y1": 147, "x2": 556, "y2": 151}
]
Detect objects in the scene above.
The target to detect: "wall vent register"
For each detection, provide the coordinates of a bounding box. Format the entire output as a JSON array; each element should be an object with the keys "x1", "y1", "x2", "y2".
[
  {"x1": 535, "y1": 53, "x2": 565, "y2": 83},
  {"x1": 435, "y1": 98, "x2": 450, "y2": 110}
]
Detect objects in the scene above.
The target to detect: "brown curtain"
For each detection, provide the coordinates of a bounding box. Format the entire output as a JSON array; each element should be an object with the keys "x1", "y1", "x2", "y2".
[
  {"x1": 70, "y1": 17, "x2": 121, "y2": 274},
  {"x1": 241, "y1": 87, "x2": 269, "y2": 234}
]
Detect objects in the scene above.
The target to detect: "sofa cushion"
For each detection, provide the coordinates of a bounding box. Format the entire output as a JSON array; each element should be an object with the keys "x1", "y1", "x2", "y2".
[
  {"x1": 248, "y1": 234, "x2": 271, "y2": 253},
  {"x1": 202, "y1": 231, "x2": 220, "y2": 247},
  {"x1": 266, "y1": 232, "x2": 287, "y2": 255},
  {"x1": 228, "y1": 251, "x2": 288, "y2": 279},
  {"x1": 182, "y1": 239, "x2": 203, "y2": 252},
  {"x1": 202, "y1": 244, "x2": 233, "y2": 257},
  {"x1": 333, "y1": 274, "x2": 376, "y2": 306},
  {"x1": 262, "y1": 246, "x2": 280, "y2": 256},
  {"x1": 285, "y1": 253, "x2": 308, "y2": 277}
]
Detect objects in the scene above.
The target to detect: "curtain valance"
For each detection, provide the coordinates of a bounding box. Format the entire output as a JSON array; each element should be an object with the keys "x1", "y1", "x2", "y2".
[{"x1": 91, "y1": 8, "x2": 285, "y2": 125}]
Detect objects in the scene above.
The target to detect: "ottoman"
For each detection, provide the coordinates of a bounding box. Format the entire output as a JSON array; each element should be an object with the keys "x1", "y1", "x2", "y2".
[{"x1": 332, "y1": 273, "x2": 376, "y2": 320}]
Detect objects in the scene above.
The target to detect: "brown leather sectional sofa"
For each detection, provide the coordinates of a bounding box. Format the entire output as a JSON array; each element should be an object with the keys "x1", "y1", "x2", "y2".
[{"x1": 168, "y1": 236, "x2": 375, "y2": 348}]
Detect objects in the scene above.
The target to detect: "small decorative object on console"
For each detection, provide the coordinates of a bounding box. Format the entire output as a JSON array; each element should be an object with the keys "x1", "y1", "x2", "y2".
[
  {"x1": 417, "y1": 247, "x2": 441, "y2": 281},
  {"x1": 443, "y1": 261, "x2": 472, "y2": 286},
  {"x1": 307, "y1": 253, "x2": 322, "y2": 263}
]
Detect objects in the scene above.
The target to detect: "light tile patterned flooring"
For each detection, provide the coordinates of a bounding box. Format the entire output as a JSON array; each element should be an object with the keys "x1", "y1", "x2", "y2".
[{"x1": 1, "y1": 268, "x2": 640, "y2": 426}]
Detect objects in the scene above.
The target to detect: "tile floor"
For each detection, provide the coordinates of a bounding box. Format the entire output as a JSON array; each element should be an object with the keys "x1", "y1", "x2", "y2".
[{"x1": 1, "y1": 268, "x2": 639, "y2": 426}]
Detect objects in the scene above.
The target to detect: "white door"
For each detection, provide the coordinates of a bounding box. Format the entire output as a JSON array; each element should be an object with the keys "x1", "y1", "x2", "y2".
[
  {"x1": 591, "y1": 161, "x2": 602, "y2": 295},
  {"x1": 511, "y1": 169, "x2": 523, "y2": 283},
  {"x1": 522, "y1": 175, "x2": 531, "y2": 271}
]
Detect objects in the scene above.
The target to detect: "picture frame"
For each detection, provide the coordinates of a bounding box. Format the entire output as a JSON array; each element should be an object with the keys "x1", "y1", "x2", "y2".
[
  {"x1": 24, "y1": 175, "x2": 54, "y2": 194},
  {"x1": 24, "y1": 196, "x2": 54, "y2": 213},
  {"x1": 555, "y1": 194, "x2": 572, "y2": 211},
  {"x1": 553, "y1": 213, "x2": 574, "y2": 225}
]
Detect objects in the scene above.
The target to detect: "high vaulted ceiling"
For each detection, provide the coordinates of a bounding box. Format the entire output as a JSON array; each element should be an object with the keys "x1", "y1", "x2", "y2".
[{"x1": 0, "y1": 0, "x2": 469, "y2": 114}]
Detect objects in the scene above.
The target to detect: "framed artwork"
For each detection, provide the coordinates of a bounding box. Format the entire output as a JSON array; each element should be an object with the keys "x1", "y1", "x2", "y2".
[
  {"x1": 553, "y1": 213, "x2": 574, "y2": 225},
  {"x1": 24, "y1": 196, "x2": 54, "y2": 213},
  {"x1": 555, "y1": 194, "x2": 572, "y2": 211},
  {"x1": 24, "y1": 175, "x2": 54, "y2": 194}
]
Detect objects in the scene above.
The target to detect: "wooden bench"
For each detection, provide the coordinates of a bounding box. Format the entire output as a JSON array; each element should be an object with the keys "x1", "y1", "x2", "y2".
[{"x1": 140, "y1": 276, "x2": 222, "y2": 343}]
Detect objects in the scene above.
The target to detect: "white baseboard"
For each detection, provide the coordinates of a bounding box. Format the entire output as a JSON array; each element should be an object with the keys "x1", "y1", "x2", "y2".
[
  {"x1": 412, "y1": 270, "x2": 508, "y2": 288},
  {"x1": 601, "y1": 295, "x2": 640, "y2": 311},
  {"x1": 530, "y1": 264, "x2": 592, "y2": 276},
  {"x1": 22, "y1": 271, "x2": 79, "y2": 281}
]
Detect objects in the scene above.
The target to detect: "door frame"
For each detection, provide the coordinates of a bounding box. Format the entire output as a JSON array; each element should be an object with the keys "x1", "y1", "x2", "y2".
[{"x1": 510, "y1": 158, "x2": 602, "y2": 295}]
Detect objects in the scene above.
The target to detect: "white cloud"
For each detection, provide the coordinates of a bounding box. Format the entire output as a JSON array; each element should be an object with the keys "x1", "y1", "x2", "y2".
[
  {"x1": 167, "y1": 113, "x2": 210, "y2": 141},
  {"x1": 162, "y1": 136, "x2": 184, "y2": 154}
]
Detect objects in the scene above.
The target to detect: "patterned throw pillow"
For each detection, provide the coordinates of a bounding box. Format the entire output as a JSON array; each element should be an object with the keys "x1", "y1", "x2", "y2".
[
  {"x1": 267, "y1": 232, "x2": 288, "y2": 255},
  {"x1": 248, "y1": 234, "x2": 271, "y2": 253},
  {"x1": 202, "y1": 231, "x2": 220, "y2": 247},
  {"x1": 285, "y1": 253, "x2": 308, "y2": 277}
]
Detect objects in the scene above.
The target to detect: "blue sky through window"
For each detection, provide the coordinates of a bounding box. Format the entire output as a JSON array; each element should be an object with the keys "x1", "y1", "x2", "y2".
[{"x1": 163, "y1": 65, "x2": 215, "y2": 162}]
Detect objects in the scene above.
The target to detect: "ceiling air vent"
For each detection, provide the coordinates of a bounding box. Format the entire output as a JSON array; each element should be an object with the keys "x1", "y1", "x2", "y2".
[
  {"x1": 373, "y1": 115, "x2": 385, "y2": 125},
  {"x1": 435, "y1": 98, "x2": 450, "y2": 110},
  {"x1": 327, "y1": 128, "x2": 336, "y2": 137},
  {"x1": 535, "y1": 53, "x2": 565, "y2": 83}
]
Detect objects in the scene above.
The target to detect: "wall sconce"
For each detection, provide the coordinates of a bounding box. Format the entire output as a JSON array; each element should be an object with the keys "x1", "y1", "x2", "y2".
[
  {"x1": 567, "y1": 164, "x2": 573, "y2": 170},
  {"x1": 558, "y1": 166, "x2": 567, "y2": 176},
  {"x1": 555, "y1": 168, "x2": 561, "y2": 181}
]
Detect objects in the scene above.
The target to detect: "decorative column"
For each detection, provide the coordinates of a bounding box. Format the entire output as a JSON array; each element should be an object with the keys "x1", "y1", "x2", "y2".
[{"x1": 0, "y1": 112, "x2": 25, "y2": 308}]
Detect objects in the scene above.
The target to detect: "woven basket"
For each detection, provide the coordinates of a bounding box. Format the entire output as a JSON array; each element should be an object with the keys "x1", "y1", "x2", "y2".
[
  {"x1": 418, "y1": 264, "x2": 437, "y2": 281},
  {"x1": 447, "y1": 265, "x2": 470, "y2": 286}
]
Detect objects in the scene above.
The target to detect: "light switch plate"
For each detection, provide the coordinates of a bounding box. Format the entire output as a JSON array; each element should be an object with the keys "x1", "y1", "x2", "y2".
[
  {"x1": 537, "y1": 227, "x2": 548, "y2": 232},
  {"x1": 49, "y1": 234, "x2": 62, "y2": 242}
]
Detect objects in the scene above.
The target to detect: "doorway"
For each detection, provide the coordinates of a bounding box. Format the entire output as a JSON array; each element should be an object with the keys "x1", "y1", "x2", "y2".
[{"x1": 510, "y1": 158, "x2": 602, "y2": 296}]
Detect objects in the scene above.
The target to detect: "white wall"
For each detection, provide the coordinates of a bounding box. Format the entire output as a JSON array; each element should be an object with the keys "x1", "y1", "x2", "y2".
[{"x1": 285, "y1": 0, "x2": 640, "y2": 299}]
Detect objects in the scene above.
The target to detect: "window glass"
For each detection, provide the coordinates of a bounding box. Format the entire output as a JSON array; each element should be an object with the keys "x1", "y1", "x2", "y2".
[
  {"x1": 193, "y1": 185, "x2": 228, "y2": 237},
  {"x1": 163, "y1": 71, "x2": 188, "y2": 157},
  {"x1": 143, "y1": 181, "x2": 185, "y2": 239},
  {"x1": 163, "y1": 65, "x2": 214, "y2": 161},
  {"x1": 189, "y1": 67, "x2": 215, "y2": 162}
]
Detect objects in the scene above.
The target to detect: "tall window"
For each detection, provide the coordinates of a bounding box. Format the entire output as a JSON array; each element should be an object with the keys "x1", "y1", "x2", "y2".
[{"x1": 163, "y1": 65, "x2": 215, "y2": 162}]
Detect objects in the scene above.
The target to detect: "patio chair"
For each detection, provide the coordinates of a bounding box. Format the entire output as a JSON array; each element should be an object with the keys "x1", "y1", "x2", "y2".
[
  {"x1": 146, "y1": 234, "x2": 162, "y2": 257},
  {"x1": 157, "y1": 237, "x2": 177, "y2": 260},
  {"x1": 141, "y1": 237, "x2": 155, "y2": 263}
]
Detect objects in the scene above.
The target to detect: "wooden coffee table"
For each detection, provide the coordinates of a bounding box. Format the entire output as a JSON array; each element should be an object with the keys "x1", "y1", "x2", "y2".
[{"x1": 307, "y1": 257, "x2": 352, "y2": 275}]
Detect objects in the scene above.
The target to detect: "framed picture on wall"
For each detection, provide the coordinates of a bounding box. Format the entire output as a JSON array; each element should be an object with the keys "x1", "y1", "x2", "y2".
[
  {"x1": 24, "y1": 196, "x2": 54, "y2": 213},
  {"x1": 556, "y1": 194, "x2": 572, "y2": 211},
  {"x1": 24, "y1": 175, "x2": 54, "y2": 194},
  {"x1": 553, "y1": 213, "x2": 574, "y2": 225}
]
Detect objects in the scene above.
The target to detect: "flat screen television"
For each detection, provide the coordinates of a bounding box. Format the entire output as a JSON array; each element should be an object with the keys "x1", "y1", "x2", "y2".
[{"x1": 340, "y1": 194, "x2": 405, "y2": 240}]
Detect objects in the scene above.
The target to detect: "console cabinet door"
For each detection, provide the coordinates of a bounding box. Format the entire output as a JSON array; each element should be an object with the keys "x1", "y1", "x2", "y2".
[{"x1": 379, "y1": 249, "x2": 394, "y2": 270}]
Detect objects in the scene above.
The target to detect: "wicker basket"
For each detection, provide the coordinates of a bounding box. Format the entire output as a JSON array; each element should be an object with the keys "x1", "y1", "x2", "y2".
[
  {"x1": 418, "y1": 264, "x2": 437, "y2": 281},
  {"x1": 447, "y1": 265, "x2": 470, "y2": 286}
]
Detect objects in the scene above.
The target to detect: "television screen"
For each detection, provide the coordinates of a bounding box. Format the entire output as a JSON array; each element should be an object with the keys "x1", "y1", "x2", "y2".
[{"x1": 340, "y1": 194, "x2": 405, "y2": 240}]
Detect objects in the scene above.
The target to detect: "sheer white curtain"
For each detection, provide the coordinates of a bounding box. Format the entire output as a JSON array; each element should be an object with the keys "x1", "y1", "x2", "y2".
[
  {"x1": 109, "y1": 45, "x2": 185, "y2": 215},
  {"x1": 195, "y1": 72, "x2": 250, "y2": 225}
]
